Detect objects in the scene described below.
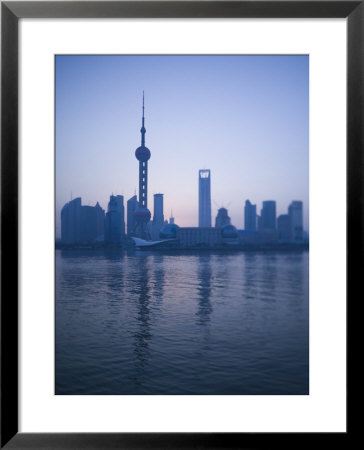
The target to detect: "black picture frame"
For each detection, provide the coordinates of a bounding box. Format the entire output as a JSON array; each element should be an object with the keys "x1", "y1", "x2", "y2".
[{"x1": 1, "y1": 1, "x2": 358, "y2": 448}]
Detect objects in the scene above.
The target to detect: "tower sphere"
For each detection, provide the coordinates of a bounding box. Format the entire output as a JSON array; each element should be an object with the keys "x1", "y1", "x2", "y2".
[
  {"x1": 135, "y1": 145, "x2": 151, "y2": 161},
  {"x1": 134, "y1": 205, "x2": 151, "y2": 220}
]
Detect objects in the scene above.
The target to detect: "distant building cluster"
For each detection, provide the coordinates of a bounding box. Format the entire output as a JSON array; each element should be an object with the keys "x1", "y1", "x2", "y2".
[
  {"x1": 59, "y1": 95, "x2": 307, "y2": 249},
  {"x1": 241, "y1": 199, "x2": 305, "y2": 246}
]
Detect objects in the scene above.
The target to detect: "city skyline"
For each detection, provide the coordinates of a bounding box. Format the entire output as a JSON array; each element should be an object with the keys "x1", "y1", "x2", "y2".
[{"x1": 56, "y1": 55, "x2": 309, "y2": 237}]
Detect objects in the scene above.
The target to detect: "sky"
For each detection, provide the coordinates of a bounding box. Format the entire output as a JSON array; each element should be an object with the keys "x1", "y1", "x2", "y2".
[{"x1": 56, "y1": 55, "x2": 309, "y2": 236}]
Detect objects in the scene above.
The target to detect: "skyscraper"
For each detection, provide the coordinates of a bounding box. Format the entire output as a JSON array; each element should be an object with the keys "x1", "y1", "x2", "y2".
[
  {"x1": 152, "y1": 193, "x2": 164, "y2": 240},
  {"x1": 105, "y1": 195, "x2": 125, "y2": 243},
  {"x1": 61, "y1": 197, "x2": 81, "y2": 244},
  {"x1": 127, "y1": 194, "x2": 138, "y2": 236},
  {"x1": 133, "y1": 92, "x2": 152, "y2": 239},
  {"x1": 244, "y1": 200, "x2": 257, "y2": 232},
  {"x1": 198, "y1": 169, "x2": 211, "y2": 227},
  {"x1": 80, "y1": 202, "x2": 105, "y2": 243},
  {"x1": 261, "y1": 200, "x2": 276, "y2": 230},
  {"x1": 288, "y1": 201, "x2": 303, "y2": 241},
  {"x1": 277, "y1": 214, "x2": 290, "y2": 241}
]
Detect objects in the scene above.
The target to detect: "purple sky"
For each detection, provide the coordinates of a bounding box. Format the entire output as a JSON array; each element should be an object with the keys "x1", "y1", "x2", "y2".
[{"x1": 56, "y1": 55, "x2": 309, "y2": 236}]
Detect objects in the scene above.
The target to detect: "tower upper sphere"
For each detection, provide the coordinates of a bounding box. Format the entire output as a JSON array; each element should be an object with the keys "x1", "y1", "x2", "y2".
[
  {"x1": 135, "y1": 145, "x2": 151, "y2": 161},
  {"x1": 135, "y1": 91, "x2": 151, "y2": 161}
]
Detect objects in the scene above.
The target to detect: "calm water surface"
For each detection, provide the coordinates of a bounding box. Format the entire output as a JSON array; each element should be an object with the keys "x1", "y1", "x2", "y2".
[{"x1": 56, "y1": 249, "x2": 309, "y2": 395}]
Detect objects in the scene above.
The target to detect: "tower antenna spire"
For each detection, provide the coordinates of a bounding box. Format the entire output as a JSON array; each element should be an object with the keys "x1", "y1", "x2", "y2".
[{"x1": 141, "y1": 91, "x2": 146, "y2": 146}]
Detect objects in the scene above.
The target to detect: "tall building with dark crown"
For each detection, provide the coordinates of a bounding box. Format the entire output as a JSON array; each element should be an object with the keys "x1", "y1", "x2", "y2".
[
  {"x1": 261, "y1": 200, "x2": 276, "y2": 230},
  {"x1": 244, "y1": 200, "x2": 257, "y2": 232},
  {"x1": 199, "y1": 169, "x2": 211, "y2": 227},
  {"x1": 133, "y1": 92, "x2": 151, "y2": 239}
]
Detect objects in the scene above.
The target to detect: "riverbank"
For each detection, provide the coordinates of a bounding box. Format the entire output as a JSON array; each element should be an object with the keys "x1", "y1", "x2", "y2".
[{"x1": 56, "y1": 241, "x2": 308, "y2": 253}]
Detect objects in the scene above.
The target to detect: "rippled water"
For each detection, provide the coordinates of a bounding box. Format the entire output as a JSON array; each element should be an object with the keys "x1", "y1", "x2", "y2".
[{"x1": 56, "y1": 249, "x2": 309, "y2": 395}]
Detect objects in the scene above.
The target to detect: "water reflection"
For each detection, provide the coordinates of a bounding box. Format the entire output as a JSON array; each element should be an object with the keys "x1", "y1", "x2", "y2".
[
  {"x1": 151, "y1": 254, "x2": 165, "y2": 306},
  {"x1": 132, "y1": 257, "x2": 152, "y2": 379},
  {"x1": 262, "y1": 254, "x2": 277, "y2": 295},
  {"x1": 284, "y1": 253, "x2": 306, "y2": 299},
  {"x1": 196, "y1": 255, "x2": 213, "y2": 325},
  {"x1": 104, "y1": 250, "x2": 125, "y2": 317},
  {"x1": 242, "y1": 253, "x2": 259, "y2": 301},
  {"x1": 56, "y1": 250, "x2": 309, "y2": 395}
]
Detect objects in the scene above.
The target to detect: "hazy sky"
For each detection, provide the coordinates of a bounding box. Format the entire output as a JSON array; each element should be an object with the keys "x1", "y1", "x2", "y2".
[{"x1": 56, "y1": 55, "x2": 308, "y2": 236}]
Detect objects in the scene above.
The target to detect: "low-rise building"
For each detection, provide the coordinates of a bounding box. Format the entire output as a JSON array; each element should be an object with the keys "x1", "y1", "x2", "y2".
[{"x1": 176, "y1": 227, "x2": 222, "y2": 248}]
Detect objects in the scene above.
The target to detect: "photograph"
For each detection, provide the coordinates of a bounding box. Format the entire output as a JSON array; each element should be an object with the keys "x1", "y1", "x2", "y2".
[{"x1": 55, "y1": 54, "x2": 309, "y2": 395}]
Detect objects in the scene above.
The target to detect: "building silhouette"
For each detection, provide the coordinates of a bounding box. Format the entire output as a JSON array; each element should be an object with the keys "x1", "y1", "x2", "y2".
[
  {"x1": 261, "y1": 200, "x2": 276, "y2": 230},
  {"x1": 215, "y1": 207, "x2": 231, "y2": 228},
  {"x1": 277, "y1": 214, "x2": 290, "y2": 242},
  {"x1": 61, "y1": 197, "x2": 105, "y2": 244},
  {"x1": 80, "y1": 202, "x2": 105, "y2": 242},
  {"x1": 257, "y1": 214, "x2": 262, "y2": 231},
  {"x1": 288, "y1": 201, "x2": 303, "y2": 242},
  {"x1": 168, "y1": 211, "x2": 176, "y2": 225},
  {"x1": 133, "y1": 92, "x2": 151, "y2": 239},
  {"x1": 105, "y1": 195, "x2": 125, "y2": 243},
  {"x1": 127, "y1": 194, "x2": 138, "y2": 236},
  {"x1": 198, "y1": 169, "x2": 211, "y2": 227},
  {"x1": 152, "y1": 193, "x2": 164, "y2": 240},
  {"x1": 160, "y1": 213, "x2": 179, "y2": 239},
  {"x1": 61, "y1": 197, "x2": 81, "y2": 244},
  {"x1": 244, "y1": 200, "x2": 257, "y2": 232}
]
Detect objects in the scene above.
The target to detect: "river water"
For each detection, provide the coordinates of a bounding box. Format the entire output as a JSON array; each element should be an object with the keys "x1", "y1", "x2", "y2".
[{"x1": 56, "y1": 249, "x2": 309, "y2": 395}]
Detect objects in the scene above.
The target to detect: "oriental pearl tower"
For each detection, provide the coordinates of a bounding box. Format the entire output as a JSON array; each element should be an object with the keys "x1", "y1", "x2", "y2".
[{"x1": 133, "y1": 92, "x2": 152, "y2": 239}]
